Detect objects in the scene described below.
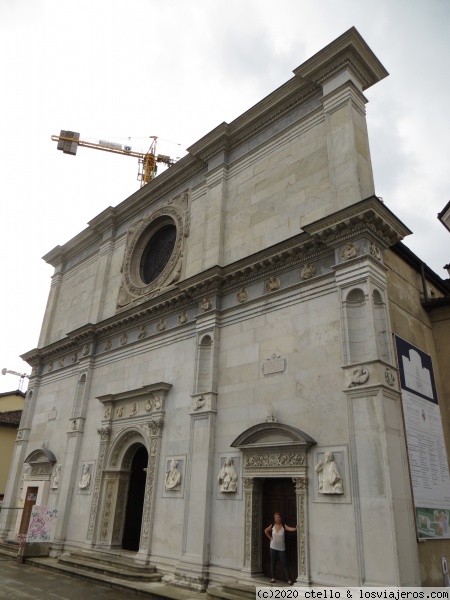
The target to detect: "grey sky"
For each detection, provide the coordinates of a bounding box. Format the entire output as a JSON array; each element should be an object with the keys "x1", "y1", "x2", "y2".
[{"x1": 1, "y1": 0, "x2": 449, "y2": 391}]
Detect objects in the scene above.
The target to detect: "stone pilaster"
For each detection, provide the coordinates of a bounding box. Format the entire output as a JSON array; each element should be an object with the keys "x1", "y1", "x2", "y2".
[
  {"x1": 87, "y1": 427, "x2": 111, "y2": 541},
  {"x1": 242, "y1": 477, "x2": 263, "y2": 574},
  {"x1": 175, "y1": 406, "x2": 217, "y2": 591},
  {"x1": 293, "y1": 477, "x2": 310, "y2": 584}
]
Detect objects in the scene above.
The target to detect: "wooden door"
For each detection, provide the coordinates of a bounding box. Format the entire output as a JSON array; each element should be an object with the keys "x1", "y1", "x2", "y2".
[
  {"x1": 19, "y1": 487, "x2": 38, "y2": 535},
  {"x1": 262, "y1": 478, "x2": 297, "y2": 581}
]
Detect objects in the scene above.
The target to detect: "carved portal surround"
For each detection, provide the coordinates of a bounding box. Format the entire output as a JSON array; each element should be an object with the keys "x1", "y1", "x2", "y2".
[
  {"x1": 89, "y1": 383, "x2": 172, "y2": 562},
  {"x1": 231, "y1": 423, "x2": 316, "y2": 584}
]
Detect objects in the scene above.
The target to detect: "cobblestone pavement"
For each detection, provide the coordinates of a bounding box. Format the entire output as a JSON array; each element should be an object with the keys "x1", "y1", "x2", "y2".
[{"x1": 0, "y1": 557, "x2": 137, "y2": 599}]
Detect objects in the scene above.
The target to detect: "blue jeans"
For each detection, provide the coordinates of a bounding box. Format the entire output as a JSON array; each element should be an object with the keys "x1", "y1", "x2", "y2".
[{"x1": 270, "y1": 548, "x2": 290, "y2": 581}]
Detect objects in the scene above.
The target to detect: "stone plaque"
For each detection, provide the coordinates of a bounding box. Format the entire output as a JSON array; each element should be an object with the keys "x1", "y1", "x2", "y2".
[{"x1": 262, "y1": 356, "x2": 286, "y2": 376}]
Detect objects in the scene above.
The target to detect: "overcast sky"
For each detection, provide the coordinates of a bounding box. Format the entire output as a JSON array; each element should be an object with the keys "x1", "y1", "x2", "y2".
[{"x1": 1, "y1": 0, "x2": 449, "y2": 393}]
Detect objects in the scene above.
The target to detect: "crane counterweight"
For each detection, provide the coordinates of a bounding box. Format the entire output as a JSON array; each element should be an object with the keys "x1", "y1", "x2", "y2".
[{"x1": 52, "y1": 130, "x2": 176, "y2": 187}]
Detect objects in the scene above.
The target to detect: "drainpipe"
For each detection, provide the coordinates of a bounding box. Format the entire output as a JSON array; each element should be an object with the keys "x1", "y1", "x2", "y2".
[{"x1": 420, "y1": 262, "x2": 428, "y2": 303}]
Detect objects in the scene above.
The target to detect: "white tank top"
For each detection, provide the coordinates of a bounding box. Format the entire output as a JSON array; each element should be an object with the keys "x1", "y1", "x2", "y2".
[{"x1": 270, "y1": 525, "x2": 285, "y2": 551}]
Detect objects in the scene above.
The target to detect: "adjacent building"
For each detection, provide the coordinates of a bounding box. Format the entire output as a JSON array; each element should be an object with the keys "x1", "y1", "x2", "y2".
[
  {"x1": 1, "y1": 28, "x2": 449, "y2": 588},
  {"x1": 0, "y1": 390, "x2": 24, "y2": 505}
]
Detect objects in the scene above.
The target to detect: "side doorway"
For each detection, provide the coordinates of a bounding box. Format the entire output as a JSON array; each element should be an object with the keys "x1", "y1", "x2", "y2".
[
  {"x1": 262, "y1": 478, "x2": 298, "y2": 582},
  {"x1": 19, "y1": 487, "x2": 38, "y2": 535}
]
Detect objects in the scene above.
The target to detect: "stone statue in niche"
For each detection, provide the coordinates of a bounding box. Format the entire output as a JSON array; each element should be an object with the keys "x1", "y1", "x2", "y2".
[
  {"x1": 218, "y1": 457, "x2": 238, "y2": 492},
  {"x1": 179, "y1": 310, "x2": 187, "y2": 324},
  {"x1": 165, "y1": 459, "x2": 181, "y2": 491},
  {"x1": 51, "y1": 465, "x2": 61, "y2": 489},
  {"x1": 315, "y1": 452, "x2": 343, "y2": 495},
  {"x1": 341, "y1": 242, "x2": 359, "y2": 260},
  {"x1": 157, "y1": 319, "x2": 166, "y2": 332},
  {"x1": 79, "y1": 464, "x2": 91, "y2": 490}
]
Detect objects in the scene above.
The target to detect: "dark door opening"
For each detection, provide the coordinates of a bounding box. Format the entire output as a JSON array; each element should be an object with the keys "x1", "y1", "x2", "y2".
[
  {"x1": 122, "y1": 445, "x2": 148, "y2": 551},
  {"x1": 262, "y1": 478, "x2": 298, "y2": 582},
  {"x1": 19, "y1": 486, "x2": 38, "y2": 535}
]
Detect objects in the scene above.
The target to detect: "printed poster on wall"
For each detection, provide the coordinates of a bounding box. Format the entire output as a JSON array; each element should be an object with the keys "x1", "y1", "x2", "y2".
[
  {"x1": 26, "y1": 505, "x2": 58, "y2": 543},
  {"x1": 394, "y1": 335, "x2": 450, "y2": 539}
]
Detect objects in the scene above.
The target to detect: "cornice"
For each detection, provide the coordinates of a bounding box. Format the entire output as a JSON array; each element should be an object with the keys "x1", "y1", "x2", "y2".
[
  {"x1": 302, "y1": 196, "x2": 412, "y2": 248},
  {"x1": 42, "y1": 225, "x2": 102, "y2": 268},
  {"x1": 188, "y1": 82, "x2": 320, "y2": 164},
  {"x1": 43, "y1": 156, "x2": 206, "y2": 268},
  {"x1": 293, "y1": 27, "x2": 388, "y2": 90},
  {"x1": 24, "y1": 197, "x2": 414, "y2": 368},
  {"x1": 88, "y1": 207, "x2": 117, "y2": 236}
]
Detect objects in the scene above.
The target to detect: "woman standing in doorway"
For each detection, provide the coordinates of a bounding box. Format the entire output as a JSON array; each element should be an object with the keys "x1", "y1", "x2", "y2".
[{"x1": 264, "y1": 512, "x2": 297, "y2": 584}]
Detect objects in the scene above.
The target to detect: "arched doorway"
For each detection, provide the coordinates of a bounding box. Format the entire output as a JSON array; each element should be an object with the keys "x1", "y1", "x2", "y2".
[
  {"x1": 122, "y1": 445, "x2": 148, "y2": 551},
  {"x1": 262, "y1": 478, "x2": 298, "y2": 581}
]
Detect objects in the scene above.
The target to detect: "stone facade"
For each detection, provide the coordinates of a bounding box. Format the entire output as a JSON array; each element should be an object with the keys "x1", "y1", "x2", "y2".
[{"x1": 1, "y1": 28, "x2": 449, "y2": 588}]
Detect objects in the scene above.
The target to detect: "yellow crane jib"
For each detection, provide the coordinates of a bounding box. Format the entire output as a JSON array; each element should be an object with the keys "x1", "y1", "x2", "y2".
[{"x1": 51, "y1": 130, "x2": 176, "y2": 187}]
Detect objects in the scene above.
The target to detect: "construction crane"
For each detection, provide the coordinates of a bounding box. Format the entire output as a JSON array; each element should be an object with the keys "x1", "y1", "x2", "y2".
[
  {"x1": 51, "y1": 131, "x2": 177, "y2": 187},
  {"x1": 1, "y1": 368, "x2": 30, "y2": 391}
]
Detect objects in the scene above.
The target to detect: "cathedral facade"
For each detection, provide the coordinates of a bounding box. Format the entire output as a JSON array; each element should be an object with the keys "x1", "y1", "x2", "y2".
[{"x1": 2, "y1": 28, "x2": 449, "y2": 588}]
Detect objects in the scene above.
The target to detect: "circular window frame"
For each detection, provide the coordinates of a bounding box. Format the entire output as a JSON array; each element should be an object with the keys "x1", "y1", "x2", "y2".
[
  {"x1": 138, "y1": 220, "x2": 177, "y2": 285},
  {"x1": 123, "y1": 206, "x2": 185, "y2": 298}
]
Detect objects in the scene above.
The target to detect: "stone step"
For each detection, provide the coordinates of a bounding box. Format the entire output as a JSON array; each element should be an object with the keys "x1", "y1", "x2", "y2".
[
  {"x1": 0, "y1": 540, "x2": 19, "y2": 558},
  {"x1": 57, "y1": 552, "x2": 161, "y2": 581},
  {"x1": 26, "y1": 557, "x2": 202, "y2": 600},
  {"x1": 208, "y1": 587, "x2": 247, "y2": 600},
  {"x1": 223, "y1": 583, "x2": 257, "y2": 599},
  {"x1": 208, "y1": 583, "x2": 258, "y2": 600},
  {"x1": 59, "y1": 550, "x2": 158, "y2": 574}
]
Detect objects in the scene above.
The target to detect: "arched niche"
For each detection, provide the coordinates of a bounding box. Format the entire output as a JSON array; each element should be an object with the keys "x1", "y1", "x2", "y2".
[
  {"x1": 197, "y1": 334, "x2": 212, "y2": 393},
  {"x1": 343, "y1": 287, "x2": 370, "y2": 364},
  {"x1": 372, "y1": 289, "x2": 390, "y2": 362}
]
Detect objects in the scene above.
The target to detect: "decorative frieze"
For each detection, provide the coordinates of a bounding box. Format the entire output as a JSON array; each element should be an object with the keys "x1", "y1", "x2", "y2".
[{"x1": 244, "y1": 452, "x2": 305, "y2": 468}]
